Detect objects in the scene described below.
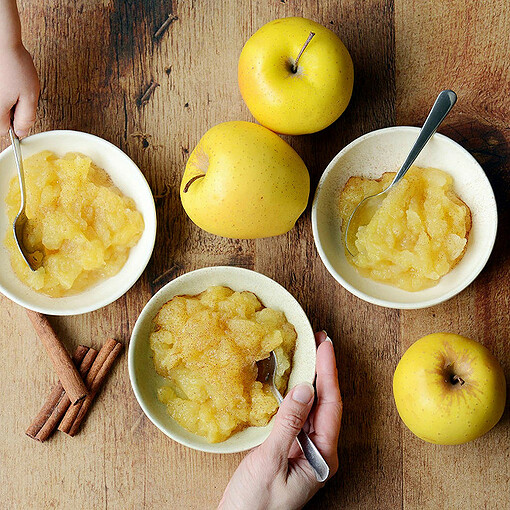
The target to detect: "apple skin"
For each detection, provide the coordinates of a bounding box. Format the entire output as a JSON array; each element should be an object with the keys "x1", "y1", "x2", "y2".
[
  {"x1": 393, "y1": 333, "x2": 506, "y2": 445},
  {"x1": 238, "y1": 17, "x2": 354, "y2": 135},
  {"x1": 180, "y1": 121, "x2": 310, "y2": 239}
]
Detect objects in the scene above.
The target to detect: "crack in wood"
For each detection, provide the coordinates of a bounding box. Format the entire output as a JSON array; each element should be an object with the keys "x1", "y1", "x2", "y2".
[
  {"x1": 154, "y1": 182, "x2": 172, "y2": 201},
  {"x1": 154, "y1": 14, "x2": 178, "y2": 40},
  {"x1": 151, "y1": 263, "x2": 184, "y2": 290},
  {"x1": 137, "y1": 80, "x2": 160, "y2": 107}
]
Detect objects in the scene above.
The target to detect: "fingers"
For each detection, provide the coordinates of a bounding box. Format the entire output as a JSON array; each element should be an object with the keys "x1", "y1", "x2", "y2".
[
  {"x1": 311, "y1": 336, "x2": 342, "y2": 469},
  {"x1": 0, "y1": 91, "x2": 38, "y2": 138},
  {"x1": 262, "y1": 382, "x2": 315, "y2": 470},
  {"x1": 13, "y1": 92, "x2": 38, "y2": 138}
]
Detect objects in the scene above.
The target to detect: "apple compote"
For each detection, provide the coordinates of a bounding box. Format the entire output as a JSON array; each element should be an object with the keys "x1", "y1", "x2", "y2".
[
  {"x1": 4, "y1": 151, "x2": 144, "y2": 296},
  {"x1": 339, "y1": 166, "x2": 471, "y2": 291},
  {"x1": 150, "y1": 286, "x2": 296, "y2": 443}
]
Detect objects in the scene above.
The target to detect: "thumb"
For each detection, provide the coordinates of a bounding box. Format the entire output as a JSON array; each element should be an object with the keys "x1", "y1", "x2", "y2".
[
  {"x1": 263, "y1": 382, "x2": 315, "y2": 467},
  {"x1": 13, "y1": 93, "x2": 38, "y2": 138}
]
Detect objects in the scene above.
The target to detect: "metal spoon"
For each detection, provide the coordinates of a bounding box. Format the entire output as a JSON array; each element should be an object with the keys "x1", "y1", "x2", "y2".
[
  {"x1": 9, "y1": 123, "x2": 41, "y2": 271},
  {"x1": 344, "y1": 89, "x2": 457, "y2": 256},
  {"x1": 257, "y1": 351, "x2": 330, "y2": 483}
]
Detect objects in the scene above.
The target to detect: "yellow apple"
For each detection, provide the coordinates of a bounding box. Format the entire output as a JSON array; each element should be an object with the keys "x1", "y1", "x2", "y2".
[
  {"x1": 393, "y1": 333, "x2": 506, "y2": 445},
  {"x1": 238, "y1": 17, "x2": 354, "y2": 135},
  {"x1": 180, "y1": 121, "x2": 309, "y2": 239}
]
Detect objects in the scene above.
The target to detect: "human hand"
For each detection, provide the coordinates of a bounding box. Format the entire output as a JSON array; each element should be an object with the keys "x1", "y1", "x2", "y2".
[
  {"x1": 0, "y1": 42, "x2": 39, "y2": 137},
  {"x1": 218, "y1": 331, "x2": 342, "y2": 510}
]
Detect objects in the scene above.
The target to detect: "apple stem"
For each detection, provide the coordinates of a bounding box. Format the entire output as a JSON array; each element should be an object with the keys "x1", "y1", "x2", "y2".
[
  {"x1": 292, "y1": 31, "x2": 315, "y2": 73},
  {"x1": 183, "y1": 174, "x2": 205, "y2": 193},
  {"x1": 451, "y1": 374, "x2": 465, "y2": 386}
]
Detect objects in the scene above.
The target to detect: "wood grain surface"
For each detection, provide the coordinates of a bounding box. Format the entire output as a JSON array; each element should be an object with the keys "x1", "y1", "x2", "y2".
[{"x1": 0, "y1": 1, "x2": 508, "y2": 509}]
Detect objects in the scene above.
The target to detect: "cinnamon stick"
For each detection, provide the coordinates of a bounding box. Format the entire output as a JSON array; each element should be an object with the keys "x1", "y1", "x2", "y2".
[
  {"x1": 29, "y1": 347, "x2": 98, "y2": 442},
  {"x1": 26, "y1": 345, "x2": 88, "y2": 439},
  {"x1": 59, "y1": 339, "x2": 122, "y2": 435},
  {"x1": 26, "y1": 311, "x2": 88, "y2": 404},
  {"x1": 67, "y1": 343, "x2": 123, "y2": 436}
]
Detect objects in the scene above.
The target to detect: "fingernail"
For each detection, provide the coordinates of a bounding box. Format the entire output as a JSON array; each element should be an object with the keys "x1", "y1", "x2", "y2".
[
  {"x1": 321, "y1": 330, "x2": 333, "y2": 344},
  {"x1": 16, "y1": 131, "x2": 27, "y2": 139},
  {"x1": 292, "y1": 382, "x2": 314, "y2": 404}
]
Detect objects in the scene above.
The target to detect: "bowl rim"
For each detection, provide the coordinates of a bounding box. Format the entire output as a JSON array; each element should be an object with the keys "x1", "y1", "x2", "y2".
[
  {"x1": 128, "y1": 265, "x2": 316, "y2": 453},
  {"x1": 311, "y1": 125, "x2": 498, "y2": 309},
  {"x1": 0, "y1": 129, "x2": 157, "y2": 315}
]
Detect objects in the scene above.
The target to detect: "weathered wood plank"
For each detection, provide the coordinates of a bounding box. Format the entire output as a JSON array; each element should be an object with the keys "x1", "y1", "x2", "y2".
[{"x1": 396, "y1": 1, "x2": 510, "y2": 508}]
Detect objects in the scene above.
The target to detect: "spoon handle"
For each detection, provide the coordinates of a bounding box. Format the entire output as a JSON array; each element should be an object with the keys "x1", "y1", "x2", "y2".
[
  {"x1": 296, "y1": 429, "x2": 330, "y2": 483},
  {"x1": 273, "y1": 386, "x2": 330, "y2": 483},
  {"x1": 8, "y1": 122, "x2": 27, "y2": 208},
  {"x1": 391, "y1": 89, "x2": 457, "y2": 187}
]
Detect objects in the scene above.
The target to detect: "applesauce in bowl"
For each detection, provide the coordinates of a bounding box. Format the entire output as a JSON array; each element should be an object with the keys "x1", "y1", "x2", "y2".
[
  {"x1": 338, "y1": 166, "x2": 472, "y2": 291},
  {"x1": 312, "y1": 126, "x2": 497, "y2": 309},
  {"x1": 0, "y1": 130, "x2": 156, "y2": 315},
  {"x1": 150, "y1": 286, "x2": 296, "y2": 443},
  {"x1": 4, "y1": 151, "x2": 144, "y2": 297},
  {"x1": 129, "y1": 266, "x2": 316, "y2": 454}
]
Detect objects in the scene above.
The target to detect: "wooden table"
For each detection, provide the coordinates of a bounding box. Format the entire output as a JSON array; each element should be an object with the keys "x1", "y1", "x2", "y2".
[{"x1": 1, "y1": 1, "x2": 509, "y2": 508}]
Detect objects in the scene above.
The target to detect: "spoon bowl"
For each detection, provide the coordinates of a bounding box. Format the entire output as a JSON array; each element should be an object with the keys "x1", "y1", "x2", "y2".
[{"x1": 256, "y1": 351, "x2": 283, "y2": 402}]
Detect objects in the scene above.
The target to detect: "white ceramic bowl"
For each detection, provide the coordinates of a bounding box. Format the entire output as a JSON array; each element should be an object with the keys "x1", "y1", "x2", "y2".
[
  {"x1": 312, "y1": 126, "x2": 497, "y2": 309},
  {"x1": 0, "y1": 130, "x2": 157, "y2": 315},
  {"x1": 128, "y1": 266, "x2": 316, "y2": 454}
]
